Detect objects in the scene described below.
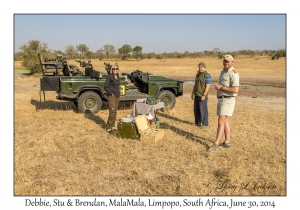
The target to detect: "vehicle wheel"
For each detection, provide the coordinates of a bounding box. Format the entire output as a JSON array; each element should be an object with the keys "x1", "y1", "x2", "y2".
[
  {"x1": 78, "y1": 91, "x2": 102, "y2": 114},
  {"x1": 156, "y1": 90, "x2": 176, "y2": 111}
]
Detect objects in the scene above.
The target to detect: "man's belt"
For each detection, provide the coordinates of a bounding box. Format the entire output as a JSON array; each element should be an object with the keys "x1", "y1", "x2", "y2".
[{"x1": 217, "y1": 96, "x2": 234, "y2": 99}]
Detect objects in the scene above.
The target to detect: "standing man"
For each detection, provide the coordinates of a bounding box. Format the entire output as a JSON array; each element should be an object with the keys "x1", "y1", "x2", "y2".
[
  {"x1": 210, "y1": 55, "x2": 239, "y2": 151},
  {"x1": 191, "y1": 62, "x2": 211, "y2": 127}
]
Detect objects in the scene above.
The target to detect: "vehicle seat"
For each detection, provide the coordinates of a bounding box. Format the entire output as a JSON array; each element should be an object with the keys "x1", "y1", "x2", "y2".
[
  {"x1": 62, "y1": 64, "x2": 72, "y2": 76},
  {"x1": 38, "y1": 54, "x2": 59, "y2": 75}
]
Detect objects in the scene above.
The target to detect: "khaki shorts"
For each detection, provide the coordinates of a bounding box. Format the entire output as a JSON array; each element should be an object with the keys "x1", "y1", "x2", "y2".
[{"x1": 217, "y1": 97, "x2": 236, "y2": 116}]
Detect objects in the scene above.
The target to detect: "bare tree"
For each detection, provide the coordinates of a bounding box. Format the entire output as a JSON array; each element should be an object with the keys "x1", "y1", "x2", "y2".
[
  {"x1": 102, "y1": 44, "x2": 116, "y2": 60},
  {"x1": 213, "y1": 48, "x2": 221, "y2": 53},
  {"x1": 96, "y1": 48, "x2": 105, "y2": 60}
]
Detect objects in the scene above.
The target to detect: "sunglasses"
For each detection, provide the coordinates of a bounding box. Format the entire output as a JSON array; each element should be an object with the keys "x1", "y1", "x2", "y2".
[{"x1": 112, "y1": 68, "x2": 119, "y2": 70}]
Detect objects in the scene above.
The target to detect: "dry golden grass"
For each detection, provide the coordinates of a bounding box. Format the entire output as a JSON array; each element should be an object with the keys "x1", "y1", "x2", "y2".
[
  {"x1": 80, "y1": 56, "x2": 285, "y2": 86},
  {"x1": 14, "y1": 57, "x2": 286, "y2": 196}
]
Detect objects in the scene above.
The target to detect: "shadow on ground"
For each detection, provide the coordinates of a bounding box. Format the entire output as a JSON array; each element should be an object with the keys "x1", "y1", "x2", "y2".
[
  {"x1": 30, "y1": 99, "x2": 79, "y2": 113},
  {"x1": 30, "y1": 99, "x2": 134, "y2": 113},
  {"x1": 83, "y1": 113, "x2": 107, "y2": 130},
  {"x1": 31, "y1": 98, "x2": 210, "y2": 149},
  {"x1": 156, "y1": 112, "x2": 194, "y2": 125},
  {"x1": 83, "y1": 109, "x2": 210, "y2": 150},
  {"x1": 160, "y1": 122, "x2": 210, "y2": 150}
]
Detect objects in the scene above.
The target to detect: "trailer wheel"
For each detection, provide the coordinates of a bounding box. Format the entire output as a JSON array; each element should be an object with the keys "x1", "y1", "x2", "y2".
[
  {"x1": 78, "y1": 91, "x2": 102, "y2": 114},
  {"x1": 156, "y1": 90, "x2": 176, "y2": 111}
]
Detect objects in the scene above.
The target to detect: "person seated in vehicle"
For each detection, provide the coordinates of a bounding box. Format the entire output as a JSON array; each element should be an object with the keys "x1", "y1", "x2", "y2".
[{"x1": 69, "y1": 64, "x2": 82, "y2": 75}]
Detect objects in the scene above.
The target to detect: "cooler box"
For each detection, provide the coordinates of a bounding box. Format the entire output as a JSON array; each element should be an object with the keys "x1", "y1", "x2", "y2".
[
  {"x1": 117, "y1": 121, "x2": 139, "y2": 139},
  {"x1": 134, "y1": 114, "x2": 164, "y2": 143}
]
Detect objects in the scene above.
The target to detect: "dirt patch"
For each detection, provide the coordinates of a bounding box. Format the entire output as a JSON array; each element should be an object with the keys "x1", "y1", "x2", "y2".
[{"x1": 184, "y1": 83, "x2": 286, "y2": 112}]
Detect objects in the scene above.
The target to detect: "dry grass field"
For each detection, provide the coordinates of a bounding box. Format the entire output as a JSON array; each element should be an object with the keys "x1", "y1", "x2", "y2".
[{"x1": 14, "y1": 57, "x2": 286, "y2": 196}]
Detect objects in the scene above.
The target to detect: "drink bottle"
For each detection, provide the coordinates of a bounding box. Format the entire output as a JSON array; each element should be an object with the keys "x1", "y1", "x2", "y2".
[{"x1": 156, "y1": 118, "x2": 160, "y2": 129}]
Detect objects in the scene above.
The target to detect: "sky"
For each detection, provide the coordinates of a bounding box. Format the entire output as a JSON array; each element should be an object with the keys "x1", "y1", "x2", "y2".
[
  {"x1": 14, "y1": 14, "x2": 286, "y2": 54},
  {"x1": 2, "y1": 0, "x2": 300, "y2": 209}
]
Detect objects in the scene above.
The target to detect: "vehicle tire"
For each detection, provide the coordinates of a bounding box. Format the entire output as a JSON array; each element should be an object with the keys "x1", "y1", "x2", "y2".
[
  {"x1": 156, "y1": 90, "x2": 176, "y2": 111},
  {"x1": 78, "y1": 91, "x2": 102, "y2": 114}
]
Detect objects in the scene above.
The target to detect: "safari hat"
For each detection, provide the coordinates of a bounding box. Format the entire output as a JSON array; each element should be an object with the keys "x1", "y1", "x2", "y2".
[
  {"x1": 223, "y1": 55, "x2": 234, "y2": 61},
  {"x1": 198, "y1": 62, "x2": 206, "y2": 68}
]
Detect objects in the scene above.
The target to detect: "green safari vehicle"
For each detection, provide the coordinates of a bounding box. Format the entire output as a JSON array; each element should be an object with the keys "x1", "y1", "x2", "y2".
[{"x1": 38, "y1": 54, "x2": 184, "y2": 114}]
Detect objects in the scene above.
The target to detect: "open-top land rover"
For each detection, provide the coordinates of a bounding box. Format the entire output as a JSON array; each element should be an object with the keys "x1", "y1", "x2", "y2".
[{"x1": 39, "y1": 54, "x2": 184, "y2": 114}]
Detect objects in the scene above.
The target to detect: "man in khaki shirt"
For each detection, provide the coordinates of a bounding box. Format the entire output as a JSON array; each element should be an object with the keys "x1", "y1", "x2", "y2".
[{"x1": 210, "y1": 55, "x2": 239, "y2": 151}]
